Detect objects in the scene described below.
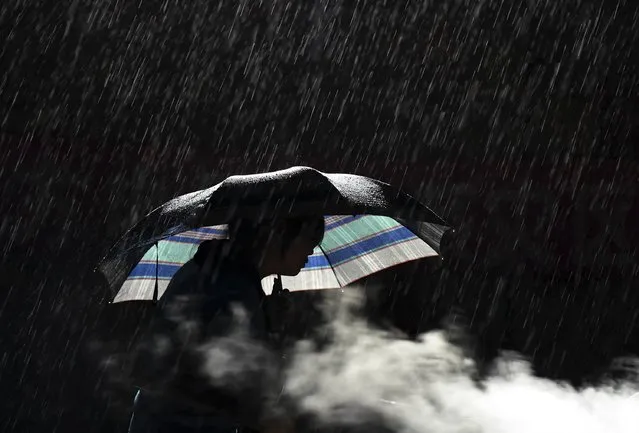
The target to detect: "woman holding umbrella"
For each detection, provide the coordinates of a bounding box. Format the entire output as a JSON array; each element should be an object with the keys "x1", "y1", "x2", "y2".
[{"x1": 127, "y1": 215, "x2": 325, "y2": 433}]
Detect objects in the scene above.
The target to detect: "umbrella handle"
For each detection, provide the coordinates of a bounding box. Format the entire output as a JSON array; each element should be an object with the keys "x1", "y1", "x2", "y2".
[
  {"x1": 272, "y1": 274, "x2": 284, "y2": 295},
  {"x1": 267, "y1": 275, "x2": 294, "y2": 347}
]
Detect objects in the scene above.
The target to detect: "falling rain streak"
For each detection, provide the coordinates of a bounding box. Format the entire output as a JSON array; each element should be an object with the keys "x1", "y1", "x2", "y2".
[{"x1": 0, "y1": 0, "x2": 637, "y2": 432}]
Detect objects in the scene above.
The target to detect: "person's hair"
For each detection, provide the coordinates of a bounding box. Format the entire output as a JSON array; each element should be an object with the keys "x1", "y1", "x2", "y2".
[
  {"x1": 228, "y1": 215, "x2": 325, "y2": 255},
  {"x1": 193, "y1": 216, "x2": 325, "y2": 271},
  {"x1": 279, "y1": 215, "x2": 325, "y2": 252}
]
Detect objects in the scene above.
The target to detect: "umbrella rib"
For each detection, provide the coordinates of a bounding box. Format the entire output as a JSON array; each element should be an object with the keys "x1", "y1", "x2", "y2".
[
  {"x1": 318, "y1": 243, "x2": 342, "y2": 287},
  {"x1": 153, "y1": 242, "x2": 159, "y2": 303}
]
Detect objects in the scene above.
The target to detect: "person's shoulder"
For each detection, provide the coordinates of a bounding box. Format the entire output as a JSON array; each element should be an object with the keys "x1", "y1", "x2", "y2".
[
  {"x1": 159, "y1": 260, "x2": 201, "y2": 301},
  {"x1": 209, "y1": 261, "x2": 261, "y2": 297},
  {"x1": 211, "y1": 267, "x2": 250, "y2": 291}
]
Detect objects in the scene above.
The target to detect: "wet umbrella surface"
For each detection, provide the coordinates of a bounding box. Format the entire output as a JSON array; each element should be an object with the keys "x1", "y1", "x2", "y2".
[
  {"x1": 97, "y1": 166, "x2": 450, "y2": 300},
  {"x1": 1, "y1": 1, "x2": 638, "y2": 432}
]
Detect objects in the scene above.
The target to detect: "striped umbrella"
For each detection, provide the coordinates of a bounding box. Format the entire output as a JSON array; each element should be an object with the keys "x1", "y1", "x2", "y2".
[{"x1": 113, "y1": 214, "x2": 441, "y2": 303}]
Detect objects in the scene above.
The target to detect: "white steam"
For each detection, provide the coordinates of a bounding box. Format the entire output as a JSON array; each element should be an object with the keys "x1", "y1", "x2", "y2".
[
  {"x1": 199, "y1": 288, "x2": 639, "y2": 433},
  {"x1": 283, "y1": 289, "x2": 639, "y2": 433}
]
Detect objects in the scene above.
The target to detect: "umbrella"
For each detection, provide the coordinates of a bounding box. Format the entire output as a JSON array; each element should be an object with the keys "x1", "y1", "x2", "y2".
[
  {"x1": 98, "y1": 166, "x2": 451, "y2": 301},
  {"x1": 114, "y1": 214, "x2": 446, "y2": 302}
]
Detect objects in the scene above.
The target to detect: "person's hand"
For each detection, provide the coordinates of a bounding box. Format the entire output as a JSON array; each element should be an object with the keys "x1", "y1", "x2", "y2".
[{"x1": 260, "y1": 417, "x2": 295, "y2": 433}]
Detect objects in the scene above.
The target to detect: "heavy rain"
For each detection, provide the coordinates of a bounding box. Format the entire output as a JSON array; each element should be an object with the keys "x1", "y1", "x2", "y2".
[{"x1": 1, "y1": 1, "x2": 638, "y2": 432}]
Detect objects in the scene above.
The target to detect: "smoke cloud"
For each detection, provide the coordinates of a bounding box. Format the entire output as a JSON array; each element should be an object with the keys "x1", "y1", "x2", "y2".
[
  {"x1": 279, "y1": 288, "x2": 639, "y2": 433},
  {"x1": 131, "y1": 284, "x2": 637, "y2": 433}
]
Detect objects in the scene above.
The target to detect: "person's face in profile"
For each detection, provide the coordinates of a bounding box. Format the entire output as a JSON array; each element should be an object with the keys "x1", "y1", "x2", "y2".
[
  {"x1": 279, "y1": 235, "x2": 318, "y2": 276},
  {"x1": 279, "y1": 221, "x2": 324, "y2": 276}
]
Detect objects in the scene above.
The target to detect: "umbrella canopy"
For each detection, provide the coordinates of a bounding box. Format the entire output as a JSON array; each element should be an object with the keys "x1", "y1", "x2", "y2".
[
  {"x1": 98, "y1": 166, "x2": 450, "y2": 298},
  {"x1": 114, "y1": 214, "x2": 445, "y2": 302}
]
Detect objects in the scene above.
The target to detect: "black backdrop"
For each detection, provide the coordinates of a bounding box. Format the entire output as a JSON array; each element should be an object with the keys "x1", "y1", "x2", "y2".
[{"x1": 1, "y1": 1, "x2": 637, "y2": 432}]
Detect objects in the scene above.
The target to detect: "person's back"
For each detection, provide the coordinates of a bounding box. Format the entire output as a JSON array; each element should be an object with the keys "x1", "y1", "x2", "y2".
[
  {"x1": 127, "y1": 216, "x2": 325, "y2": 433},
  {"x1": 128, "y1": 243, "x2": 269, "y2": 433}
]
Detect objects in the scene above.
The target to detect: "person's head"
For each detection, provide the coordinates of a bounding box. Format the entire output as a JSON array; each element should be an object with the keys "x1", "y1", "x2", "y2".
[{"x1": 228, "y1": 215, "x2": 325, "y2": 277}]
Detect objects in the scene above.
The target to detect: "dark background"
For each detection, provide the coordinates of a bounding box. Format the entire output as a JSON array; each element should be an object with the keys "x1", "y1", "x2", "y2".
[{"x1": 1, "y1": 0, "x2": 637, "y2": 431}]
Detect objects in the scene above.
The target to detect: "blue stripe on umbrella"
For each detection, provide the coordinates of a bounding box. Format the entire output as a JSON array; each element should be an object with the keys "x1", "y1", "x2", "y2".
[
  {"x1": 164, "y1": 235, "x2": 208, "y2": 245},
  {"x1": 127, "y1": 276, "x2": 174, "y2": 281},
  {"x1": 129, "y1": 262, "x2": 182, "y2": 279},
  {"x1": 306, "y1": 254, "x2": 332, "y2": 268},
  {"x1": 325, "y1": 225, "x2": 415, "y2": 266}
]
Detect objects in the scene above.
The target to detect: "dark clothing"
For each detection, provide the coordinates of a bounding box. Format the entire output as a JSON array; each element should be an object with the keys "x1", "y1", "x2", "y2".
[
  {"x1": 129, "y1": 390, "x2": 244, "y2": 433},
  {"x1": 128, "y1": 243, "x2": 275, "y2": 433}
]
